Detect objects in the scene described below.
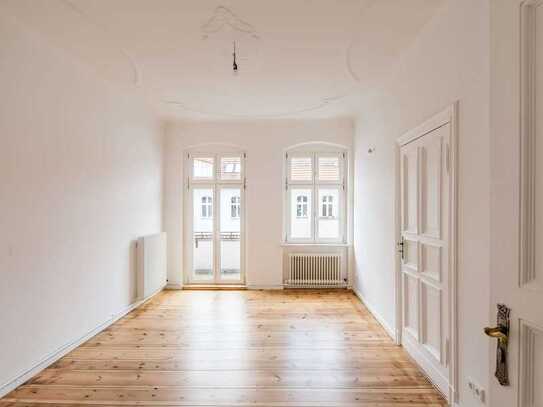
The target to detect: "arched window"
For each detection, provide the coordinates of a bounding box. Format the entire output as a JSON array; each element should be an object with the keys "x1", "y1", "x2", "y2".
[
  {"x1": 285, "y1": 150, "x2": 346, "y2": 242},
  {"x1": 231, "y1": 196, "x2": 240, "y2": 218},
  {"x1": 296, "y1": 195, "x2": 308, "y2": 218},
  {"x1": 201, "y1": 196, "x2": 212, "y2": 218}
]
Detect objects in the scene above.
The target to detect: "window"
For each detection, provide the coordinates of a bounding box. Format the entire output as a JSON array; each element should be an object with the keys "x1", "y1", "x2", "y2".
[
  {"x1": 296, "y1": 195, "x2": 308, "y2": 218},
  {"x1": 231, "y1": 196, "x2": 240, "y2": 218},
  {"x1": 321, "y1": 195, "x2": 334, "y2": 217},
  {"x1": 193, "y1": 157, "x2": 214, "y2": 179},
  {"x1": 220, "y1": 156, "x2": 241, "y2": 180},
  {"x1": 285, "y1": 151, "x2": 345, "y2": 243},
  {"x1": 201, "y1": 196, "x2": 213, "y2": 218}
]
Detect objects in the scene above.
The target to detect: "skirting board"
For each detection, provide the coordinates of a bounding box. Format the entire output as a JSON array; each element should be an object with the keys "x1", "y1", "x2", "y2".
[
  {"x1": 0, "y1": 285, "x2": 166, "y2": 398},
  {"x1": 402, "y1": 329, "x2": 450, "y2": 400},
  {"x1": 165, "y1": 283, "x2": 183, "y2": 290},
  {"x1": 352, "y1": 287, "x2": 397, "y2": 341},
  {"x1": 247, "y1": 284, "x2": 284, "y2": 290}
]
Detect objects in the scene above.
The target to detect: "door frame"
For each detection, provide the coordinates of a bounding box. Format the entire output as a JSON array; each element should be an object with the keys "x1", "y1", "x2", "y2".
[
  {"x1": 183, "y1": 151, "x2": 246, "y2": 286},
  {"x1": 394, "y1": 101, "x2": 459, "y2": 403}
]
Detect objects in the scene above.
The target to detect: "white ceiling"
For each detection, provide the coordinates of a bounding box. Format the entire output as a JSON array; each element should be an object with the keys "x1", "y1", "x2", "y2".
[{"x1": 1, "y1": 0, "x2": 445, "y2": 120}]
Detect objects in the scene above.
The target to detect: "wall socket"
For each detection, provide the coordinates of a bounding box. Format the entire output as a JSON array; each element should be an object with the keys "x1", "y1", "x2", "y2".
[{"x1": 467, "y1": 378, "x2": 486, "y2": 403}]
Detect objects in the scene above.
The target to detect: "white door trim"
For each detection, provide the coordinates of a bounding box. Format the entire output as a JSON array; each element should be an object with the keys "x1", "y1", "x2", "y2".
[{"x1": 394, "y1": 101, "x2": 459, "y2": 404}]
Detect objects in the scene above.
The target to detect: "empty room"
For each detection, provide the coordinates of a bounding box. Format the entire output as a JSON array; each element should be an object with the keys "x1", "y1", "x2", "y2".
[{"x1": 0, "y1": 0, "x2": 542, "y2": 406}]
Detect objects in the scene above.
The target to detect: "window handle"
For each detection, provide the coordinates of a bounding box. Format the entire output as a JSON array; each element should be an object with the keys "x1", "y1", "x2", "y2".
[{"x1": 397, "y1": 238, "x2": 405, "y2": 260}]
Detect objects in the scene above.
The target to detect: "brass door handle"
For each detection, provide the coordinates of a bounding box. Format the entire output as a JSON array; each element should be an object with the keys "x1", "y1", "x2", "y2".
[
  {"x1": 487, "y1": 304, "x2": 511, "y2": 386},
  {"x1": 484, "y1": 326, "x2": 508, "y2": 345}
]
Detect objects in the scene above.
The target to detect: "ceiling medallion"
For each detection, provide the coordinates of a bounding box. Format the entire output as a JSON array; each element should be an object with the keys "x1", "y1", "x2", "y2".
[
  {"x1": 164, "y1": 5, "x2": 354, "y2": 118},
  {"x1": 201, "y1": 6, "x2": 259, "y2": 40}
]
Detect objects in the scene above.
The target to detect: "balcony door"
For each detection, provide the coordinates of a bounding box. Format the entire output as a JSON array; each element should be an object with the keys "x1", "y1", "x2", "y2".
[{"x1": 186, "y1": 153, "x2": 245, "y2": 285}]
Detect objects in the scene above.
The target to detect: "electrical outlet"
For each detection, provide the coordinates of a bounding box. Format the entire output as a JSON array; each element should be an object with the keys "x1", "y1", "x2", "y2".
[{"x1": 467, "y1": 378, "x2": 486, "y2": 403}]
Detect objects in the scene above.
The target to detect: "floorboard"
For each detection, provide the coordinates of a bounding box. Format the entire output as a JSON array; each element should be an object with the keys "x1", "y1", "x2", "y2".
[{"x1": 0, "y1": 289, "x2": 447, "y2": 406}]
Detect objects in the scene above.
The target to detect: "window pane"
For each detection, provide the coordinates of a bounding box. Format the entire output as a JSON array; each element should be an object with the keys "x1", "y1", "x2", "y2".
[
  {"x1": 290, "y1": 157, "x2": 313, "y2": 182},
  {"x1": 220, "y1": 188, "x2": 241, "y2": 281},
  {"x1": 318, "y1": 156, "x2": 340, "y2": 182},
  {"x1": 193, "y1": 188, "x2": 213, "y2": 280},
  {"x1": 220, "y1": 156, "x2": 241, "y2": 181},
  {"x1": 318, "y1": 188, "x2": 340, "y2": 239},
  {"x1": 290, "y1": 189, "x2": 312, "y2": 239},
  {"x1": 193, "y1": 157, "x2": 214, "y2": 179}
]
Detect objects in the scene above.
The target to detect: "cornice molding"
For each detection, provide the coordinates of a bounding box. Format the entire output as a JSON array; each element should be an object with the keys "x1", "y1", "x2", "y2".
[
  {"x1": 346, "y1": 37, "x2": 362, "y2": 83},
  {"x1": 164, "y1": 99, "x2": 335, "y2": 119}
]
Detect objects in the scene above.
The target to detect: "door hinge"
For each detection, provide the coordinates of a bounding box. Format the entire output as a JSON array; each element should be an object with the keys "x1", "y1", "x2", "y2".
[
  {"x1": 243, "y1": 152, "x2": 247, "y2": 159},
  {"x1": 445, "y1": 338, "x2": 450, "y2": 365},
  {"x1": 244, "y1": 177, "x2": 247, "y2": 190},
  {"x1": 187, "y1": 176, "x2": 190, "y2": 190}
]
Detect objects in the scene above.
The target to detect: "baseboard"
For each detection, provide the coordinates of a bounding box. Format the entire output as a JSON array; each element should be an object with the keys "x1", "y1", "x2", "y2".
[
  {"x1": 401, "y1": 330, "x2": 449, "y2": 400},
  {"x1": 351, "y1": 287, "x2": 397, "y2": 340},
  {"x1": 246, "y1": 284, "x2": 284, "y2": 290},
  {"x1": 165, "y1": 283, "x2": 183, "y2": 290},
  {"x1": 183, "y1": 284, "x2": 247, "y2": 290},
  {"x1": 0, "y1": 286, "x2": 165, "y2": 398}
]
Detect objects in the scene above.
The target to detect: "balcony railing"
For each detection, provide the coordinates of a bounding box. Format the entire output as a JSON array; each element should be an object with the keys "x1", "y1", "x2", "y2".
[{"x1": 194, "y1": 232, "x2": 240, "y2": 247}]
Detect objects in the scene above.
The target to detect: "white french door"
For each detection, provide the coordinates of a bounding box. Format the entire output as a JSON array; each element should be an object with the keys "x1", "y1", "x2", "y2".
[
  {"x1": 186, "y1": 153, "x2": 245, "y2": 285},
  {"x1": 398, "y1": 105, "x2": 456, "y2": 401}
]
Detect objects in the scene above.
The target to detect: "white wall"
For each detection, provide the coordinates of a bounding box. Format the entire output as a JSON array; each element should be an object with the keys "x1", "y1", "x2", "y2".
[
  {"x1": 164, "y1": 119, "x2": 353, "y2": 288},
  {"x1": 0, "y1": 15, "x2": 163, "y2": 391},
  {"x1": 352, "y1": 0, "x2": 490, "y2": 405}
]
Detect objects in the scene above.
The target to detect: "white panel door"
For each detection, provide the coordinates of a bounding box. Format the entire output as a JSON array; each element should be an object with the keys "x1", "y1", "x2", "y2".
[
  {"x1": 490, "y1": 1, "x2": 543, "y2": 406},
  {"x1": 399, "y1": 112, "x2": 452, "y2": 400}
]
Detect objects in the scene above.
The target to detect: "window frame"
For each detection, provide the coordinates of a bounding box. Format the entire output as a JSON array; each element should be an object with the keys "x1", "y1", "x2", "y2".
[
  {"x1": 185, "y1": 151, "x2": 246, "y2": 285},
  {"x1": 285, "y1": 151, "x2": 346, "y2": 244}
]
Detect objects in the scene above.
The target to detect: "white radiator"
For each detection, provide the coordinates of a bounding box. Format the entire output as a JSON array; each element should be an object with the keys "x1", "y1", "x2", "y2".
[
  {"x1": 136, "y1": 233, "x2": 167, "y2": 301},
  {"x1": 286, "y1": 253, "x2": 346, "y2": 288}
]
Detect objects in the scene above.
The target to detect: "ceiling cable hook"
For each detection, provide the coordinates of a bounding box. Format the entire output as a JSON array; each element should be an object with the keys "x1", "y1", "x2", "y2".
[{"x1": 232, "y1": 41, "x2": 239, "y2": 73}]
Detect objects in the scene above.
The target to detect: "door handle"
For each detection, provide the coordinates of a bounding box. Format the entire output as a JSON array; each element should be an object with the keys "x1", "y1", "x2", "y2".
[
  {"x1": 484, "y1": 326, "x2": 508, "y2": 345},
  {"x1": 485, "y1": 304, "x2": 510, "y2": 386}
]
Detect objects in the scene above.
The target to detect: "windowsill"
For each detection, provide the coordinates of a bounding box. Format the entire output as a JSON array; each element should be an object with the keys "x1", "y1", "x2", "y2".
[{"x1": 281, "y1": 242, "x2": 351, "y2": 247}]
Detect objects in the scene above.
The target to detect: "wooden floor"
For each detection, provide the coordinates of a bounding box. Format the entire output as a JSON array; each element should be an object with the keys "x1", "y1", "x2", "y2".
[{"x1": 1, "y1": 290, "x2": 447, "y2": 406}]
